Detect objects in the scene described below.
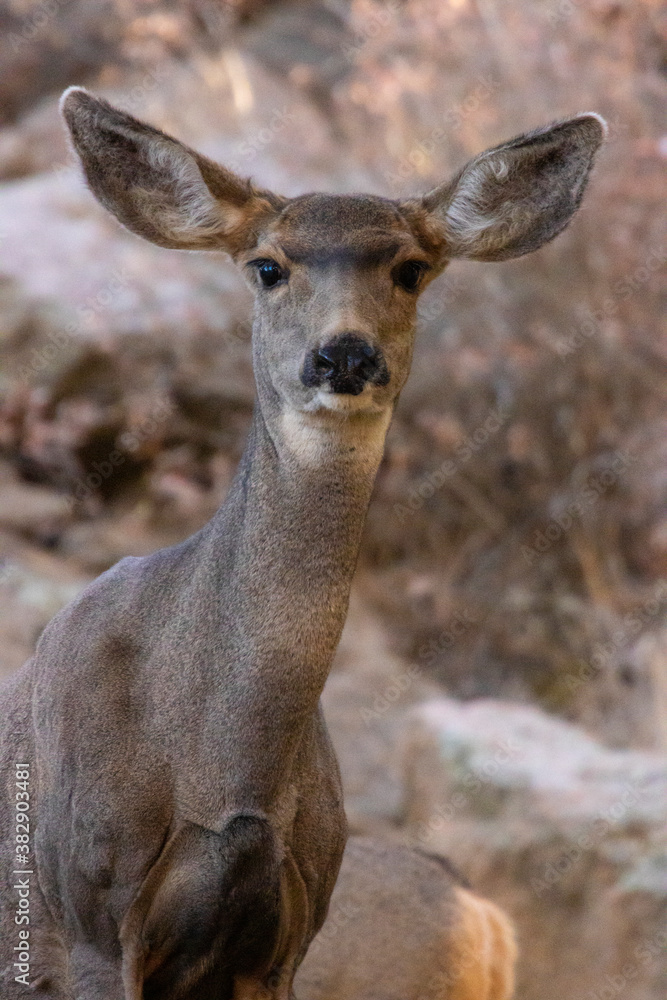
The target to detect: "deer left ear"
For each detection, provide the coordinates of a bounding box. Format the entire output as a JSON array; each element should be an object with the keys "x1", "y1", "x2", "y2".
[
  {"x1": 422, "y1": 113, "x2": 607, "y2": 262},
  {"x1": 60, "y1": 87, "x2": 286, "y2": 255}
]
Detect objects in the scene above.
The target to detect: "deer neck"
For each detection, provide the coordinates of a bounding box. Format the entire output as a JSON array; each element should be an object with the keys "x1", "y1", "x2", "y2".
[{"x1": 205, "y1": 394, "x2": 391, "y2": 700}]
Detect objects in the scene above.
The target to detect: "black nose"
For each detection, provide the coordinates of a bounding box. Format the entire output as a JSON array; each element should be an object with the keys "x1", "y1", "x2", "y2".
[{"x1": 301, "y1": 333, "x2": 389, "y2": 395}]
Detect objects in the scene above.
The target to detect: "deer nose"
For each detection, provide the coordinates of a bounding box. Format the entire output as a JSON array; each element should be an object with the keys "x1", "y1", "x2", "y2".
[{"x1": 301, "y1": 333, "x2": 389, "y2": 395}]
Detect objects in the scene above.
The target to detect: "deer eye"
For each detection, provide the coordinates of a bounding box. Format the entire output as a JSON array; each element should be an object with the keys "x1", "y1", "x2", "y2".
[
  {"x1": 254, "y1": 259, "x2": 286, "y2": 288},
  {"x1": 395, "y1": 260, "x2": 427, "y2": 292}
]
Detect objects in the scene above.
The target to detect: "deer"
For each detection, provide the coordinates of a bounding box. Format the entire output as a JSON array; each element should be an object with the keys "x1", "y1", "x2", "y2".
[
  {"x1": 0, "y1": 87, "x2": 605, "y2": 1000},
  {"x1": 295, "y1": 836, "x2": 517, "y2": 1000}
]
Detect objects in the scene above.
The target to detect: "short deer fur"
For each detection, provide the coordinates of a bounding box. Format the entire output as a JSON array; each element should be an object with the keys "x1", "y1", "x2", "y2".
[
  {"x1": 295, "y1": 837, "x2": 517, "y2": 1000},
  {"x1": 0, "y1": 88, "x2": 604, "y2": 1000}
]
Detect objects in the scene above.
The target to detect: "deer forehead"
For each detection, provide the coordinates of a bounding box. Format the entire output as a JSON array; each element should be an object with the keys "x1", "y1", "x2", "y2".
[
  {"x1": 279, "y1": 192, "x2": 408, "y2": 234},
  {"x1": 255, "y1": 192, "x2": 436, "y2": 266}
]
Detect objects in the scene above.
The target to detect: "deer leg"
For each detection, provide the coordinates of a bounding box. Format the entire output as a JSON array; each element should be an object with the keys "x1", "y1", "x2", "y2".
[
  {"x1": 233, "y1": 970, "x2": 295, "y2": 1000},
  {"x1": 120, "y1": 815, "x2": 290, "y2": 1000},
  {"x1": 69, "y1": 943, "x2": 129, "y2": 1000},
  {"x1": 230, "y1": 847, "x2": 309, "y2": 1000}
]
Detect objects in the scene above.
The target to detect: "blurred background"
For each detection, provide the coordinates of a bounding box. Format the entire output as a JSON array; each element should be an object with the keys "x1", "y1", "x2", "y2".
[{"x1": 0, "y1": 1, "x2": 665, "y2": 997}]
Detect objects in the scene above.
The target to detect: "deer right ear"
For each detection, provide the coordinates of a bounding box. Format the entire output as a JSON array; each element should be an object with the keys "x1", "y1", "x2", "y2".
[
  {"x1": 60, "y1": 87, "x2": 285, "y2": 254},
  {"x1": 422, "y1": 113, "x2": 607, "y2": 262}
]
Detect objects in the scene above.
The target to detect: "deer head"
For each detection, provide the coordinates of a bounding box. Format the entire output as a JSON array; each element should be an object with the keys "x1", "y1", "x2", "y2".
[{"x1": 61, "y1": 88, "x2": 605, "y2": 441}]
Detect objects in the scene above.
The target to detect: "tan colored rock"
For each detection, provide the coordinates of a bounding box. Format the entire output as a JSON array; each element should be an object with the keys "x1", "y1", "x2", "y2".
[
  {"x1": 0, "y1": 482, "x2": 72, "y2": 535},
  {"x1": 400, "y1": 698, "x2": 667, "y2": 1000},
  {"x1": 323, "y1": 587, "x2": 440, "y2": 828},
  {"x1": 0, "y1": 168, "x2": 251, "y2": 345},
  {"x1": 0, "y1": 558, "x2": 86, "y2": 680}
]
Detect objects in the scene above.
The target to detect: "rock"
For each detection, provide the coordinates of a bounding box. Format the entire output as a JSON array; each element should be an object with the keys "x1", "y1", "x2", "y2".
[
  {"x1": 0, "y1": 481, "x2": 72, "y2": 536},
  {"x1": 323, "y1": 585, "x2": 441, "y2": 829},
  {"x1": 399, "y1": 698, "x2": 667, "y2": 1000},
  {"x1": 597, "y1": 623, "x2": 667, "y2": 752},
  {"x1": 0, "y1": 168, "x2": 251, "y2": 345},
  {"x1": 0, "y1": 555, "x2": 87, "y2": 681}
]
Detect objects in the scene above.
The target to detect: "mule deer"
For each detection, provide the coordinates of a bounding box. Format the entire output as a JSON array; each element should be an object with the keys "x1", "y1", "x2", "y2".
[
  {"x1": 0, "y1": 88, "x2": 605, "y2": 999},
  {"x1": 295, "y1": 837, "x2": 517, "y2": 1000}
]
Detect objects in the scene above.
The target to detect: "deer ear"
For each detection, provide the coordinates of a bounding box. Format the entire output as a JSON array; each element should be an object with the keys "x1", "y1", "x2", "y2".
[
  {"x1": 421, "y1": 114, "x2": 607, "y2": 262},
  {"x1": 60, "y1": 87, "x2": 285, "y2": 254}
]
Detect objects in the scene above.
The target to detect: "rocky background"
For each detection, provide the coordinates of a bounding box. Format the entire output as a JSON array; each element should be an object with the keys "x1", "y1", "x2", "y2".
[{"x1": 0, "y1": 1, "x2": 665, "y2": 998}]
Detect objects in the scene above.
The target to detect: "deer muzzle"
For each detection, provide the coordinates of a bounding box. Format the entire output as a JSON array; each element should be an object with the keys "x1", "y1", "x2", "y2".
[{"x1": 301, "y1": 333, "x2": 389, "y2": 395}]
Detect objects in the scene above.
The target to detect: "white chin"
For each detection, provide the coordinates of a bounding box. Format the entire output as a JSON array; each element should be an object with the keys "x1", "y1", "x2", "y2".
[{"x1": 307, "y1": 388, "x2": 382, "y2": 414}]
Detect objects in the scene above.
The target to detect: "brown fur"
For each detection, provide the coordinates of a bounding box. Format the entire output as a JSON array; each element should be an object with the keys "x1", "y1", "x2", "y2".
[
  {"x1": 295, "y1": 838, "x2": 517, "y2": 1000},
  {"x1": 0, "y1": 88, "x2": 604, "y2": 999}
]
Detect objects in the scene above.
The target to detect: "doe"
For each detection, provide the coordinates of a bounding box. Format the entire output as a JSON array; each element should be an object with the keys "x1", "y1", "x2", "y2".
[{"x1": 0, "y1": 88, "x2": 605, "y2": 1000}]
